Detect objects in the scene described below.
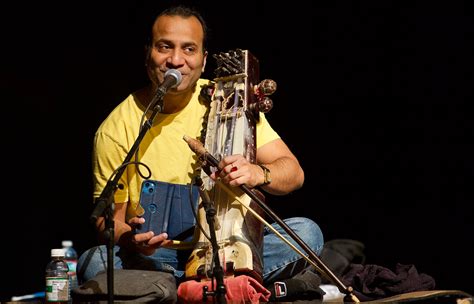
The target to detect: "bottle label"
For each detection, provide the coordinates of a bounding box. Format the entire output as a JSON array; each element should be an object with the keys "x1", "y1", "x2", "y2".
[
  {"x1": 65, "y1": 259, "x2": 77, "y2": 276},
  {"x1": 46, "y1": 277, "x2": 69, "y2": 302}
]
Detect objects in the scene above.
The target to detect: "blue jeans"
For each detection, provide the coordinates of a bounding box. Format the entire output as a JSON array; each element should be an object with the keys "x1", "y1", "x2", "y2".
[{"x1": 77, "y1": 217, "x2": 323, "y2": 285}]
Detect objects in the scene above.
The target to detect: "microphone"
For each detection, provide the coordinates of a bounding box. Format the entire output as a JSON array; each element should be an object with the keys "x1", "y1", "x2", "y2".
[
  {"x1": 149, "y1": 69, "x2": 182, "y2": 111},
  {"x1": 157, "y1": 69, "x2": 182, "y2": 95}
]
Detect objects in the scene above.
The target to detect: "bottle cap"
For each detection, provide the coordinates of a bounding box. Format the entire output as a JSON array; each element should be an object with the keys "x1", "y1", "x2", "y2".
[
  {"x1": 51, "y1": 248, "x2": 65, "y2": 257},
  {"x1": 62, "y1": 240, "x2": 73, "y2": 247}
]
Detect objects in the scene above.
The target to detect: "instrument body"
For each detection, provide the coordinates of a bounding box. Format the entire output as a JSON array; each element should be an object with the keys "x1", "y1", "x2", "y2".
[
  {"x1": 185, "y1": 49, "x2": 268, "y2": 282},
  {"x1": 181, "y1": 51, "x2": 358, "y2": 302}
]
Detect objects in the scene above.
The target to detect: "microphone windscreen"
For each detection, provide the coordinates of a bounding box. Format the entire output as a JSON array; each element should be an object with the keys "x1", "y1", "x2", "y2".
[{"x1": 165, "y1": 69, "x2": 182, "y2": 88}]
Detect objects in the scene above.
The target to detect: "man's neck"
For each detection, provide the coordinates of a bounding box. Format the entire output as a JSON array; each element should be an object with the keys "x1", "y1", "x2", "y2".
[
  {"x1": 141, "y1": 84, "x2": 195, "y2": 114},
  {"x1": 161, "y1": 90, "x2": 194, "y2": 114}
]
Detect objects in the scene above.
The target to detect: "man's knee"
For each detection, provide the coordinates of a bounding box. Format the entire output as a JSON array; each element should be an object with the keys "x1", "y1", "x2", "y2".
[
  {"x1": 77, "y1": 246, "x2": 107, "y2": 282},
  {"x1": 286, "y1": 217, "x2": 324, "y2": 255}
]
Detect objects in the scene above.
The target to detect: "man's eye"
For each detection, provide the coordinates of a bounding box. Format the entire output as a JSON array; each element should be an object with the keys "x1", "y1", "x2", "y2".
[
  {"x1": 156, "y1": 45, "x2": 171, "y2": 52},
  {"x1": 184, "y1": 47, "x2": 197, "y2": 54}
]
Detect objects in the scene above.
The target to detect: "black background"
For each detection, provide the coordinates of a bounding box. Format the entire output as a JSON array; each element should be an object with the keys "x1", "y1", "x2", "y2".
[{"x1": 2, "y1": 0, "x2": 473, "y2": 300}]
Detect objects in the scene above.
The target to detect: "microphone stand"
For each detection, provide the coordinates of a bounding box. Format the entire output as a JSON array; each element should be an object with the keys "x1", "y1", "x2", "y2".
[
  {"x1": 196, "y1": 181, "x2": 227, "y2": 304},
  {"x1": 89, "y1": 89, "x2": 167, "y2": 304},
  {"x1": 183, "y1": 135, "x2": 360, "y2": 303}
]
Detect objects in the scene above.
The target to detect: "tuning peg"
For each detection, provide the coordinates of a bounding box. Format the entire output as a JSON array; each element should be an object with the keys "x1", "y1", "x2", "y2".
[
  {"x1": 256, "y1": 79, "x2": 277, "y2": 96},
  {"x1": 256, "y1": 96, "x2": 273, "y2": 113}
]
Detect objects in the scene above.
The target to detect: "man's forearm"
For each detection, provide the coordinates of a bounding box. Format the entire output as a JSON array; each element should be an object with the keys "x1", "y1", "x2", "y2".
[{"x1": 259, "y1": 156, "x2": 304, "y2": 195}]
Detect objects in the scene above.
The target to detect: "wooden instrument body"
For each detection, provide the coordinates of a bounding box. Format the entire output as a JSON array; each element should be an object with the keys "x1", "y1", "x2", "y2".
[{"x1": 185, "y1": 49, "x2": 265, "y2": 282}]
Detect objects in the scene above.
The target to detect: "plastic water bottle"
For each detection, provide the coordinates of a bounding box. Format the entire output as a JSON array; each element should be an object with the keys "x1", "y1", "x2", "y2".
[
  {"x1": 45, "y1": 248, "x2": 69, "y2": 303},
  {"x1": 62, "y1": 240, "x2": 79, "y2": 293}
]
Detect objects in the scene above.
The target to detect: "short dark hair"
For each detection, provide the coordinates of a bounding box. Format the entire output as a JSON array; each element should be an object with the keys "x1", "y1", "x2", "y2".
[{"x1": 148, "y1": 5, "x2": 208, "y2": 52}]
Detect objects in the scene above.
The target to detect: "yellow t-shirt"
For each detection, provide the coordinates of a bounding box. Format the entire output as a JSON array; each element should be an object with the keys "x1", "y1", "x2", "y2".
[{"x1": 92, "y1": 79, "x2": 279, "y2": 218}]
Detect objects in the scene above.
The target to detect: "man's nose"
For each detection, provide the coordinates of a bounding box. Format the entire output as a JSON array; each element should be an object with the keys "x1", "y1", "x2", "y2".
[{"x1": 167, "y1": 50, "x2": 185, "y2": 66}]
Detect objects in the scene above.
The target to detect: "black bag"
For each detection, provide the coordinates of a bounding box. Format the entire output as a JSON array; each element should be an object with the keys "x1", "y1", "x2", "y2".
[
  {"x1": 72, "y1": 269, "x2": 177, "y2": 303},
  {"x1": 266, "y1": 267, "x2": 326, "y2": 302}
]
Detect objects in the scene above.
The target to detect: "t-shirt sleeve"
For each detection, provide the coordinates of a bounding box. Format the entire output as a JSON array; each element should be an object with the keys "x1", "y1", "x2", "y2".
[
  {"x1": 256, "y1": 112, "x2": 280, "y2": 148},
  {"x1": 92, "y1": 130, "x2": 129, "y2": 204}
]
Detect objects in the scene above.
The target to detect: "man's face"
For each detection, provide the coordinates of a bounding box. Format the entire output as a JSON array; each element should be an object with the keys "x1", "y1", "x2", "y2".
[{"x1": 146, "y1": 15, "x2": 207, "y2": 95}]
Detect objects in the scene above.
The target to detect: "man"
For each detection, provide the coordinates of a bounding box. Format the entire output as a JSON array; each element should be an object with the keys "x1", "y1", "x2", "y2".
[{"x1": 78, "y1": 4, "x2": 323, "y2": 300}]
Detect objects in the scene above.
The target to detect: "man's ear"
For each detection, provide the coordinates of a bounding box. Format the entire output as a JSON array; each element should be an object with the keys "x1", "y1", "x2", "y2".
[{"x1": 202, "y1": 51, "x2": 208, "y2": 72}]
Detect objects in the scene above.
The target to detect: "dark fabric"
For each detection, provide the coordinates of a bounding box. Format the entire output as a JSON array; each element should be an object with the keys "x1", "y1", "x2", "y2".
[
  {"x1": 319, "y1": 238, "x2": 366, "y2": 283},
  {"x1": 314, "y1": 239, "x2": 438, "y2": 302},
  {"x1": 266, "y1": 267, "x2": 325, "y2": 303},
  {"x1": 341, "y1": 263, "x2": 436, "y2": 301},
  {"x1": 71, "y1": 269, "x2": 177, "y2": 303}
]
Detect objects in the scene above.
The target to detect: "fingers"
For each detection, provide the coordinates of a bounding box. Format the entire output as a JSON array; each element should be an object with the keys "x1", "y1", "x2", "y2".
[
  {"x1": 219, "y1": 155, "x2": 246, "y2": 174},
  {"x1": 147, "y1": 233, "x2": 169, "y2": 246},
  {"x1": 133, "y1": 231, "x2": 168, "y2": 244},
  {"x1": 220, "y1": 163, "x2": 238, "y2": 176},
  {"x1": 208, "y1": 155, "x2": 241, "y2": 181},
  {"x1": 128, "y1": 216, "x2": 145, "y2": 227},
  {"x1": 211, "y1": 155, "x2": 262, "y2": 188},
  {"x1": 132, "y1": 232, "x2": 169, "y2": 255},
  {"x1": 132, "y1": 230, "x2": 154, "y2": 245},
  {"x1": 217, "y1": 155, "x2": 255, "y2": 186}
]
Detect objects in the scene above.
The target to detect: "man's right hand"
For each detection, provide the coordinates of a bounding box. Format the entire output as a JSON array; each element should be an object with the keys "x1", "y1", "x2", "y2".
[{"x1": 127, "y1": 216, "x2": 173, "y2": 255}]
